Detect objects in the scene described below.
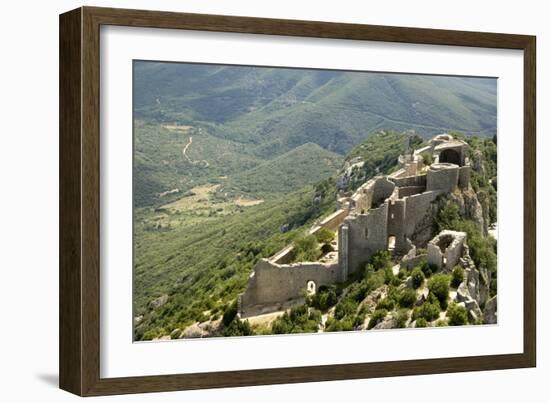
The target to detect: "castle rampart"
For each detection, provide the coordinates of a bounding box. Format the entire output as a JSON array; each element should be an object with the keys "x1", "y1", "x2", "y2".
[{"x1": 239, "y1": 134, "x2": 472, "y2": 317}]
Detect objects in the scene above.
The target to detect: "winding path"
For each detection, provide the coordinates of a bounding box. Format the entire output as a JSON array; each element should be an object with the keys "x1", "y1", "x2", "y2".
[{"x1": 182, "y1": 136, "x2": 209, "y2": 167}]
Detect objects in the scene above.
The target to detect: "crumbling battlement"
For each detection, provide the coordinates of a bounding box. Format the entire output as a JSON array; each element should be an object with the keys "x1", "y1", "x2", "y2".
[
  {"x1": 239, "y1": 133, "x2": 472, "y2": 316},
  {"x1": 239, "y1": 259, "x2": 340, "y2": 318}
]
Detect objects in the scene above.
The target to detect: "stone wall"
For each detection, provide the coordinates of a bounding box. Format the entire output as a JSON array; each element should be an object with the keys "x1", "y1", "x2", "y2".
[
  {"x1": 403, "y1": 190, "x2": 441, "y2": 246},
  {"x1": 271, "y1": 208, "x2": 349, "y2": 265},
  {"x1": 427, "y1": 230, "x2": 467, "y2": 272},
  {"x1": 351, "y1": 180, "x2": 374, "y2": 213},
  {"x1": 458, "y1": 165, "x2": 471, "y2": 189},
  {"x1": 388, "y1": 199, "x2": 407, "y2": 253},
  {"x1": 372, "y1": 177, "x2": 395, "y2": 207},
  {"x1": 398, "y1": 186, "x2": 426, "y2": 198},
  {"x1": 240, "y1": 259, "x2": 339, "y2": 317},
  {"x1": 390, "y1": 173, "x2": 427, "y2": 188},
  {"x1": 317, "y1": 208, "x2": 349, "y2": 232},
  {"x1": 426, "y1": 163, "x2": 459, "y2": 193},
  {"x1": 342, "y1": 202, "x2": 389, "y2": 275}
]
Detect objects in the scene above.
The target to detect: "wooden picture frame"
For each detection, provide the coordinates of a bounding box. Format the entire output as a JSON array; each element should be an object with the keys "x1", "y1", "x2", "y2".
[{"x1": 59, "y1": 6, "x2": 536, "y2": 396}]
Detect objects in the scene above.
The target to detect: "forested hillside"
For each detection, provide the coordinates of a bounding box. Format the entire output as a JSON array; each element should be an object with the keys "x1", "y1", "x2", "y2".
[{"x1": 133, "y1": 62, "x2": 497, "y2": 208}]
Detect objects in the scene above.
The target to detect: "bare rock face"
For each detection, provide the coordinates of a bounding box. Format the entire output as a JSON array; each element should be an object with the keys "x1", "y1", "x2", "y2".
[
  {"x1": 464, "y1": 299, "x2": 483, "y2": 323},
  {"x1": 373, "y1": 315, "x2": 396, "y2": 330},
  {"x1": 472, "y1": 149, "x2": 485, "y2": 173},
  {"x1": 170, "y1": 328, "x2": 182, "y2": 339},
  {"x1": 456, "y1": 282, "x2": 470, "y2": 303},
  {"x1": 148, "y1": 294, "x2": 168, "y2": 310},
  {"x1": 483, "y1": 296, "x2": 498, "y2": 324},
  {"x1": 182, "y1": 323, "x2": 207, "y2": 338},
  {"x1": 361, "y1": 286, "x2": 388, "y2": 315},
  {"x1": 416, "y1": 287, "x2": 429, "y2": 306},
  {"x1": 478, "y1": 266, "x2": 490, "y2": 307},
  {"x1": 463, "y1": 191, "x2": 486, "y2": 235},
  {"x1": 476, "y1": 190, "x2": 491, "y2": 236},
  {"x1": 445, "y1": 190, "x2": 487, "y2": 236}
]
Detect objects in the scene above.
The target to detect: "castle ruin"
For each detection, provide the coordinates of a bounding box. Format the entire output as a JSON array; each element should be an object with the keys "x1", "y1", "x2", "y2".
[{"x1": 239, "y1": 134, "x2": 471, "y2": 317}]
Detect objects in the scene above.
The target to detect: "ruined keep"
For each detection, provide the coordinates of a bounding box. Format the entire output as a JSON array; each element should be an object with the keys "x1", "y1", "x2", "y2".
[
  {"x1": 427, "y1": 230, "x2": 467, "y2": 272},
  {"x1": 239, "y1": 134, "x2": 472, "y2": 317}
]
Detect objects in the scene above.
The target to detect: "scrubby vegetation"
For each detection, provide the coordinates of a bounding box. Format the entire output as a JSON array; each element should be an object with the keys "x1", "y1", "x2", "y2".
[
  {"x1": 271, "y1": 305, "x2": 322, "y2": 334},
  {"x1": 447, "y1": 302, "x2": 468, "y2": 326},
  {"x1": 307, "y1": 285, "x2": 339, "y2": 312},
  {"x1": 451, "y1": 266, "x2": 465, "y2": 288},
  {"x1": 411, "y1": 267, "x2": 425, "y2": 289},
  {"x1": 428, "y1": 274, "x2": 451, "y2": 310}
]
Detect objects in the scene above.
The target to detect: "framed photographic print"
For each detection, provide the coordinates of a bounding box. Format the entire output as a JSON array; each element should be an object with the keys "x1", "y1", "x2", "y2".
[{"x1": 59, "y1": 6, "x2": 536, "y2": 396}]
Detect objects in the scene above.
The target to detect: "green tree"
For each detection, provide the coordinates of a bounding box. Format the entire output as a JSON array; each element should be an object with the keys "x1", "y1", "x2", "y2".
[
  {"x1": 398, "y1": 288, "x2": 417, "y2": 308},
  {"x1": 447, "y1": 302, "x2": 468, "y2": 326},
  {"x1": 223, "y1": 318, "x2": 253, "y2": 336},
  {"x1": 411, "y1": 267, "x2": 425, "y2": 289},
  {"x1": 367, "y1": 309, "x2": 388, "y2": 330},
  {"x1": 222, "y1": 300, "x2": 238, "y2": 327},
  {"x1": 413, "y1": 300, "x2": 441, "y2": 322},
  {"x1": 451, "y1": 266, "x2": 465, "y2": 288},
  {"x1": 395, "y1": 309, "x2": 410, "y2": 328},
  {"x1": 314, "y1": 227, "x2": 335, "y2": 244},
  {"x1": 428, "y1": 274, "x2": 451, "y2": 310},
  {"x1": 415, "y1": 317, "x2": 428, "y2": 328}
]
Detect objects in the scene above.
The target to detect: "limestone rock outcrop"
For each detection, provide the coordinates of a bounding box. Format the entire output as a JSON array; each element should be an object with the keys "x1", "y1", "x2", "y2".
[
  {"x1": 148, "y1": 294, "x2": 168, "y2": 310},
  {"x1": 483, "y1": 296, "x2": 497, "y2": 324}
]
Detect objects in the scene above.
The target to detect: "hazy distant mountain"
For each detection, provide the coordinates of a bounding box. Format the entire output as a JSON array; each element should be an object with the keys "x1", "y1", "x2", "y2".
[
  {"x1": 134, "y1": 62, "x2": 496, "y2": 157},
  {"x1": 133, "y1": 61, "x2": 496, "y2": 207}
]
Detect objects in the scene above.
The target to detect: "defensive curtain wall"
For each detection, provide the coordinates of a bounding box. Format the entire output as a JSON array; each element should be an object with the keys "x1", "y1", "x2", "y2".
[{"x1": 239, "y1": 134, "x2": 471, "y2": 318}]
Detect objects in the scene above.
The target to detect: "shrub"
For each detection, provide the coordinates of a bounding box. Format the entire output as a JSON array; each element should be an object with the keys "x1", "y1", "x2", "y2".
[
  {"x1": 411, "y1": 267, "x2": 425, "y2": 289},
  {"x1": 370, "y1": 250, "x2": 392, "y2": 271},
  {"x1": 451, "y1": 266, "x2": 465, "y2": 288},
  {"x1": 353, "y1": 312, "x2": 366, "y2": 328},
  {"x1": 293, "y1": 235, "x2": 319, "y2": 262},
  {"x1": 435, "y1": 319, "x2": 448, "y2": 327},
  {"x1": 347, "y1": 281, "x2": 370, "y2": 303},
  {"x1": 365, "y1": 270, "x2": 385, "y2": 291},
  {"x1": 325, "y1": 317, "x2": 354, "y2": 332},
  {"x1": 420, "y1": 260, "x2": 436, "y2": 278},
  {"x1": 223, "y1": 318, "x2": 253, "y2": 337},
  {"x1": 334, "y1": 298, "x2": 358, "y2": 320},
  {"x1": 413, "y1": 301, "x2": 441, "y2": 322},
  {"x1": 271, "y1": 305, "x2": 321, "y2": 334},
  {"x1": 222, "y1": 300, "x2": 238, "y2": 327},
  {"x1": 421, "y1": 152, "x2": 433, "y2": 165},
  {"x1": 367, "y1": 309, "x2": 388, "y2": 330},
  {"x1": 383, "y1": 267, "x2": 400, "y2": 286},
  {"x1": 398, "y1": 268, "x2": 408, "y2": 280},
  {"x1": 428, "y1": 274, "x2": 451, "y2": 310},
  {"x1": 308, "y1": 285, "x2": 338, "y2": 311},
  {"x1": 447, "y1": 302, "x2": 468, "y2": 326},
  {"x1": 314, "y1": 227, "x2": 335, "y2": 244},
  {"x1": 398, "y1": 288, "x2": 417, "y2": 308},
  {"x1": 415, "y1": 317, "x2": 428, "y2": 328},
  {"x1": 376, "y1": 297, "x2": 395, "y2": 311},
  {"x1": 395, "y1": 309, "x2": 410, "y2": 328}
]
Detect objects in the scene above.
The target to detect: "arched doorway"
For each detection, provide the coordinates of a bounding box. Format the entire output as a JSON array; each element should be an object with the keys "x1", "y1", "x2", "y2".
[
  {"x1": 306, "y1": 280, "x2": 316, "y2": 295},
  {"x1": 439, "y1": 149, "x2": 461, "y2": 165}
]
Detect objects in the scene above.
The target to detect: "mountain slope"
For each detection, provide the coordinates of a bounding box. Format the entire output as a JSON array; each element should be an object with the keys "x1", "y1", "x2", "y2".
[
  {"x1": 134, "y1": 62, "x2": 497, "y2": 159},
  {"x1": 227, "y1": 142, "x2": 343, "y2": 196}
]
